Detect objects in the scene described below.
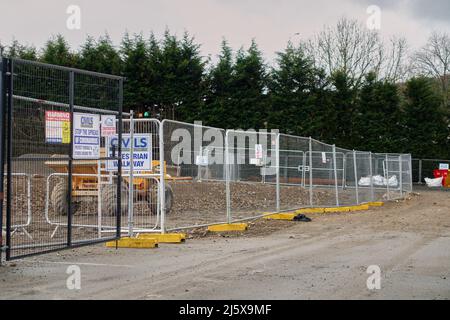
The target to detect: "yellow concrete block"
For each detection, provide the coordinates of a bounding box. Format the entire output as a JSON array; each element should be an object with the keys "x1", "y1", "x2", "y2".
[
  {"x1": 207, "y1": 223, "x2": 248, "y2": 232},
  {"x1": 105, "y1": 237, "x2": 158, "y2": 249},
  {"x1": 138, "y1": 233, "x2": 186, "y2": 243},
  {"x1": 324, "y1": 207, "x2": 352, "y2": 213},
  {"x1": 349, "y1": 204, "x2": 370, "y2": 211},
  {"x1": 367, "y1": 202, "x2": 384, "y2": 207},
  {"x1": 263, "y1": 213, "x2": 296, "y2": 221},
  {"x1": 296, "y1": 208, "x2": 326, "y2": 214}
]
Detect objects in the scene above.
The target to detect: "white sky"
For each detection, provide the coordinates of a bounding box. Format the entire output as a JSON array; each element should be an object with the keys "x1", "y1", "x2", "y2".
[{"x1": 0, "y1": 0, "x2": 449, "y2": 63}]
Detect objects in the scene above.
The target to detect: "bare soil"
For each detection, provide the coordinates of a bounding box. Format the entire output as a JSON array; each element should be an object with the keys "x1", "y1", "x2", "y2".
[{"x1": 4, "y1": 177, "x2": 350, "y2": 246}]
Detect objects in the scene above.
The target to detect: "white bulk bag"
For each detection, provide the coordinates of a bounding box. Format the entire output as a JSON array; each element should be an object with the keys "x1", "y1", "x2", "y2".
[{"x1": 425, "y1": 177, "x2": 443, "y2": 188}]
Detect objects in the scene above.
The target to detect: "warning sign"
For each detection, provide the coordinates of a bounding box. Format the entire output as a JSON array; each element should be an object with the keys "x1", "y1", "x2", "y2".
[
  {"x1": 45, "y1": 111, "x2": 71, "y2": 144},
  {"x1": 73, "y1": 112, "x2": 100, "y2": 159}
]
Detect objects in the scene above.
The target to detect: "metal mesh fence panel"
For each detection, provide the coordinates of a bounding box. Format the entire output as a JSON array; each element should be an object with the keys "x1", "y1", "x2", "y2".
[
  {"x1": 162, "y1": 120, "x2": 228, "y2": 230},
  {"x1": 386, "y1": 154, "x2": 402, "y2": 200},
  {"x1": 401, "y1": 154, "x2": 413, "y2": 194},
  {"x1": 2, "y1": 58, "x2": 124, "y2": 260},
  {"x1": 7, "y1": 61, "x2": 71, "y2": 258},
  {"x1": 354, "y1": 152, "x2": 374, "y2": 204},
  {"x1": 411, "y1": 159, "x2": 421, "y2": 184},
  {"x1": 412, "y1": 159, "x2": 450, "y2": 185},
  {"x1": 120, "y1": 118, "x2": 161, "y2": 233},
  {"x1": 278, "y1": 134, "x2": 310, "y2": 211},
  {"x1": 306, "y1": 139, "x2": 337, "y2": 207},
  {"x1": 371, "y1": 154, "x2": 388, "y2": 201},
  {"x1": 226, "y1": 130, "x2": 278, "y2": 219},
  {"x1": 335, "y1": 146, "x2": 356, "y2": 206}
]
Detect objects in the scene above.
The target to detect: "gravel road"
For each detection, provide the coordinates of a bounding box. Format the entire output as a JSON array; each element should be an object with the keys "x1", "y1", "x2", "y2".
[{"x1": 1, "y1": 190, "x2": 449, "y2": 300}]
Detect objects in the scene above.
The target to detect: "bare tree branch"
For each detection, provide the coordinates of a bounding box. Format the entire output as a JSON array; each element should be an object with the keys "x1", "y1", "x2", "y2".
[
  {"x1": 308, "y1": 18, "x2": 409, "y2": 87},
  {"x1": 414, "y1": 32, "x2": 450, "y2": 105}
]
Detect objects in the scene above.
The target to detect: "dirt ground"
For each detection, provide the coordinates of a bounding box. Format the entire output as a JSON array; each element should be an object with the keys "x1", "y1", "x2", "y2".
[
  {"x1": 0, "y1": 189, "x2": 449, "y2": 300},
  {"x1": 3, "y1": 178, "x2": 355, "y2": 244}
]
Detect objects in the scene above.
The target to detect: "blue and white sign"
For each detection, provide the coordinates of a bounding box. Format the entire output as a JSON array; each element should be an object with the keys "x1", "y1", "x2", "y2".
[
  {"x1": 106, "y1": 134, "x2": 152, "y2": 171},
  {"x1": 73, "y1": 112, "x2": 100, "y2": 159}
]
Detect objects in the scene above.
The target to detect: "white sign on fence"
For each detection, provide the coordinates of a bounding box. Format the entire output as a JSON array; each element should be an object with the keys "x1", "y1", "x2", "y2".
[
  {"x1": 439, "y1": 163, "x2": 449, "y2": 170},
  {"x1": 322, "y1": 152, "x2": 327, "y2": 164},
  {"x1": 73, "y1": 112, "x2": 100, "y2": 159},
  {"x1": 106, "y1": 134, "x2": 152, "y2": 171},
  {"x1": 196, "y1": 155, "x2": 209, "y2": 166},
  {"x1": 101, "y1": 115, "x2": 116, "y2": 137},
  {"x1": 255, "y1": 144, "x2": 263, "y2": 159}
]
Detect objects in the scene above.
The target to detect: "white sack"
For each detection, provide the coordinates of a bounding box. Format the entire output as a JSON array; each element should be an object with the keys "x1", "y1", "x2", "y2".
[
  {"x1": 358, "y1": 175, "x2": 398, "y2": 187},
  {"x1": 425, "y1": 177, "x2": 443, "y2": 188}
]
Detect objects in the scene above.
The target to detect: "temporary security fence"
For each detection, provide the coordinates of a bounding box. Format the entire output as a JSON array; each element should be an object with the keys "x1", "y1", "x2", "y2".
[
  {"x1": 0, "y1": 57, "x2": 125, "y2": 260},
  {"x1": 120, "y1": 117, "x2": 164, "y2": 234},
  {"x1": 162, "y1": 120, "x2": 227, "y2": 230},
  {"x1": 156, "y1": 121, "x2": 412, "y2": 232},
  {"x1": 412, "y1": 158, "x2": 450, "y2": 184},
  {"x1": 78, "y1": 120, "x2": 411, "y2": 234},
  {"x1": 1, "y1": 58, "x2": 413, "y2": 262}
]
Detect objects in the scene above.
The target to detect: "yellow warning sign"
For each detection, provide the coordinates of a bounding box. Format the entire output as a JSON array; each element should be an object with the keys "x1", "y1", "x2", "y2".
[{"x1": 62, "y1": 121, "x2": 71, "y2": 144}]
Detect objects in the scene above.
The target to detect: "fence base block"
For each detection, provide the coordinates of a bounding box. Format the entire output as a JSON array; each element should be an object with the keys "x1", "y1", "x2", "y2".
[
  {"x1": 263, "y1": 213, "x2": 296, "y2": 221},
  {"x1": 105, "y1": 237, "x2": 158, "y2": 249},
  {"x1": 349, "y1": 204, "x2": 370, "y2": 211},
  {"x1": 137, "y1": 233, "x2": 186, "y2": 243},
  {"x1": 208, "y1": 223, "x2": 248, "y2": 232},
  {"x1": 324, "y1": 207, "x2": 352, "y2": 213},
  {"x1": 367, "y1": 202, "x2": 385, "y2": 207},
  {"x1": 296, "y1": 208, "x2": 326, "y2": 214}
]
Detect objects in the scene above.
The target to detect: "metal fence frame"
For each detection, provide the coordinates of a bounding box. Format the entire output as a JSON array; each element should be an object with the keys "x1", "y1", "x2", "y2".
[
  {"x1": 0, "y1": 57, "x2": 126, "y2": 261},
  {"x1": 141, "y1": 123, "x2": 412, "y2": 233},
  {"x1": 412, "y1": 158, "x2": 450, "y2": 185},
  {"x1": 0, "y1": 58, "x2": 415, "y2": 262}
]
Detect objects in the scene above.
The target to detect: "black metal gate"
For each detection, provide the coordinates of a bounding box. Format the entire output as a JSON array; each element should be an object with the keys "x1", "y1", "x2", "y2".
[{"x1": 0, "y1": 58, "x2": 124, "y2": 260}]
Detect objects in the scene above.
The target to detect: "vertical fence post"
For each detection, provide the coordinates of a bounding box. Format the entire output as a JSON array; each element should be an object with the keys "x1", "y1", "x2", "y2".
[
  {"x1": 369, "y1": 152, "x2": 374, "y2": 202},
  {"x1": 418, "y1": 159, "x2": 422, "y2": 184},
  {"x1": 197, "y1": 145, "x2": 202, "y2": 182},
  {"x1": 0, "y1": 58, "x2": 6, "y2": 263},
  {"x1": 399, "y1": 155, "x2": 403, "y2": 199},
  {"x1": 97, "y1": 154, "x2": 102, "y2": 239},
  {"x1": 353, "y1": 150, "x2": 359, "y2": 205},
  {"x1": 332, "y1": 145, "x2": 339, "y2": 207},
  {"x1": 67, "y1": 70, "x2": 74, "y2": 247},
  {"x1": 308, "y1": 137, "x2": 313, "y2": 207},
  {"x1": 301, "y1": 151, "x2": 306, "y2": 188},
  {"x1": 409, "y1": 155, "x2": 413, "y2": 193},
  {"x1": 159, "y1": 120, "x2": 166, "y2": 234},
  {"x1": 385, "y1": 154, "x2": 391, "y2": 200},
  {"x1": 128, "y1": 110, "x2": 134, "y2": 237},
  {"x1": 5, "y1": 58, "x2": 12, "y2": 260},
  {"x1": 342, "y1": 154, "x2": 346, "y2": 189},
  {"x1": 116, "y1": 78, "x2": 123, "y2": 239},
  {"x1": 225, "y1": 131, "x2": 231, "y2": 223},
  {"x1": 276, "y1": 133, "x2": 280, "y2": 213}
]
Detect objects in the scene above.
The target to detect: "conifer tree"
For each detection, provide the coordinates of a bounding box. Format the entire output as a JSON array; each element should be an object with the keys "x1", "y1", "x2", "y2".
[
  {"x1": 230, "y1": 40, "x2": 268, "y2": 130},
  {"x1": 403, "y1": 77, "x2": 449, "y2": 158}
]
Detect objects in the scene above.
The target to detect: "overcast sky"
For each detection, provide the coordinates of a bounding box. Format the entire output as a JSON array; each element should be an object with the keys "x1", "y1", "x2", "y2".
[{"x1": 0, "y1": 0, "x2": 449, "y2": 62}]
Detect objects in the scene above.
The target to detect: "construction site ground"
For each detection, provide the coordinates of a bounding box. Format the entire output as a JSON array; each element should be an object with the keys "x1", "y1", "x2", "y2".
[{"x1": 0, "y1": 189, "x2": 449, "y2": 300}]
